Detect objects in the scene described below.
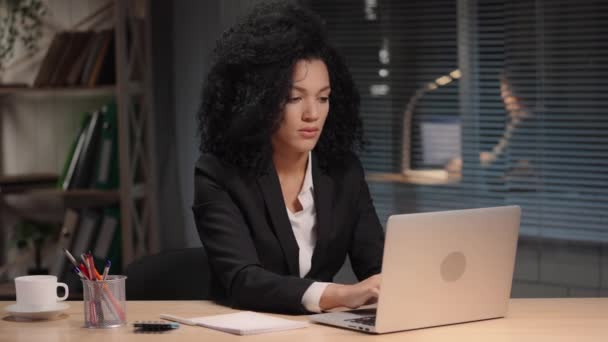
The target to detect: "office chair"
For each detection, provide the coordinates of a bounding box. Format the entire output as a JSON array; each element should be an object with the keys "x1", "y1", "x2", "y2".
[{"x1": 125, "y1": 247, "x2": 212, "y2": 300}]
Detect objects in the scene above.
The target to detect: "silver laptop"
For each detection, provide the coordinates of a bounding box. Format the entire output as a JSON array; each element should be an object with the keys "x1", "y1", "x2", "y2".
[{"x1": 309, "y1": 205, "x2": 520, "y2": 334}]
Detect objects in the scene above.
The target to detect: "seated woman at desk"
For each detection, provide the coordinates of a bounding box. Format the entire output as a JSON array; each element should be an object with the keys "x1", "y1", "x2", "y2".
[{"x1": 193, "y1": 1, "x2": 384, "y2": 314}]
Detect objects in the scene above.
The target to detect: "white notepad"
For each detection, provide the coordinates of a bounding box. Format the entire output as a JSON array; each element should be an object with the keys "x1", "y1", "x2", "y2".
[{"x1": 160, "y1": 311, "x2": 309, "y2": 335}]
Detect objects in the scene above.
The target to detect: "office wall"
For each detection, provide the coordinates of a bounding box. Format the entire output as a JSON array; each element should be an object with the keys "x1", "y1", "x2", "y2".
[
  {"x1": 513, "y1": 240, "x2": 608, "y2": 297},
  {"x1": 149, "y1": 0, "x2": 183, "y2": 250},
  {"x1": 154, "y1": 0, "x2": 267, "y2": 248}
]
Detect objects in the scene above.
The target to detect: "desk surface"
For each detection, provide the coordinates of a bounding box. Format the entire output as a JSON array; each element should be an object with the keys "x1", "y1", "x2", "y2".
[{"x1": 1, "y1": 298, "x2": 608, "y2": 342}]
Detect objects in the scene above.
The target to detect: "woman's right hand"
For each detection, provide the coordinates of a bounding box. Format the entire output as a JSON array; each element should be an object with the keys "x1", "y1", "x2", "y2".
[{"x1": 319, "y1": 274, "x2": 381, "y2": 311}]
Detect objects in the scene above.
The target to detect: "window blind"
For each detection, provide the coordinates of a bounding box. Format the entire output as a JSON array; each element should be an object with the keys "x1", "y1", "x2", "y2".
[
  {"x1": 307, "y1": 0, "x2": 608, "y2": 242},
  {"x1": 500, "y1": 0, "x2": 608, "y2": 241}
]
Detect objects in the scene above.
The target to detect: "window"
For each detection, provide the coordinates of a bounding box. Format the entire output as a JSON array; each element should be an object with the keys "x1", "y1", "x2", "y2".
[{"x1": 308, "y1": 0, "x2": 608, "y2": 242}]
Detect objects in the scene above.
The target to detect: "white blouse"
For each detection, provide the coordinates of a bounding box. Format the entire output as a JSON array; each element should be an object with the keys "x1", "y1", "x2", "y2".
[{"x1": 285, "y1": 152, "x2": 330, "y2": 313}]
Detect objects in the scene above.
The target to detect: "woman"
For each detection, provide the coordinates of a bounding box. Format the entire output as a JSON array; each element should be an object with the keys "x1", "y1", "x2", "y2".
[{"x1": 193, "y1": 1, "x2": 384, "y2": 314}]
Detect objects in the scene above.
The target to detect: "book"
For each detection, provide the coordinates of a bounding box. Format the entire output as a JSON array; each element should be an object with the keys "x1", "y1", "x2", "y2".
[
  {"x1": 160, "y1": 312, "x2": 309, "y2": 335},
  {"x1": 33, "y1": 32, "x2": 70, "y2": 87},
  {"x1": 95, "y1": 30, "x2": 116, "y2": 85},
  {"x1": 65, "y1": 31, "x2": 96, "y2": 86},
  {"x1": 80, "y1": 32, "x2": 104, "y2": 86},
  {"x1": 69, "y1": 209, "x2": 101, "y2": 257},
  {"x1": 89, "y1": 206, "x2": 121, "y2": 275},
  {"x1": 49, "y1": 209, "x2": 80, "y2": 277},
  {"x1": 60, "y1": 208, "x2": 101, "y2": 289},
  {"x1": 92, "y1": 207, "x2": 119, "y2": 260},
  {"x1": 49, "y1": 31, "x2": 91, "y2": 86},
  {"x1": 46, "y1": 32, "x2": 75, "y2": 86},
  {"x1": 87, "y1": 29, "x2": 115, "y2": 86}
]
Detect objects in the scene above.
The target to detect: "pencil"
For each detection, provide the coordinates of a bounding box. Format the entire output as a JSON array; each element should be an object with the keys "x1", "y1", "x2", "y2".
[
  {"x1": 72, "y1": 266, "x2": 86, "y2": 279},
  {"x1": 82, "y1": 254, "x2": 93, "y2": 281},
  {"x1": 102, "y1": 259, "x2": 111, "y2": 280},
  {"x1": 63, "y1": 248, "x2": 80, "y2": 268}
]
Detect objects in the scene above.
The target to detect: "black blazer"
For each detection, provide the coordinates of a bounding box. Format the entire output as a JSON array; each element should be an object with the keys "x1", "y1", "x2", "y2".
[{"x1": 192, "y1": 152, "x2": 384, "y2": 314}]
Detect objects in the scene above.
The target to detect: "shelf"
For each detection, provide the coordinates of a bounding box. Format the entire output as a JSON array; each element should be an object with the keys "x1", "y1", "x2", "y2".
[
  {"x1": 0, "y1": 83, "x2": 141, "y2": 97},
  {"x1": 366, "y1": 169, "x2": 462, "y2": 185},
  {"x1": 60, "y1": 189, "x2": 120, "y2": 207},
  {"x1": 5, "y1": 188, "x2": 120, "y2": 208},
  {"x1": 2, "y1": 189, "x2": 119, "y2": 223},
  {"x1": 0, "y1": 85, "x2": 116, "y2": 97},
  {"x1": 0, "y1": 173, "x2": 58, "y2": 193}
]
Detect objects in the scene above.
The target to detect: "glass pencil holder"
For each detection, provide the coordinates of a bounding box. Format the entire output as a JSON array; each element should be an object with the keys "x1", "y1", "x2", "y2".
[{"x1": 82, "y1": 275, "x2": 127, "y2": 328}]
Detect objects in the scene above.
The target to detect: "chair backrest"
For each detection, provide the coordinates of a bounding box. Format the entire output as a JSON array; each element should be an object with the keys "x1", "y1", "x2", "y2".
[{"x1": 125, "y1": 247, "x2": 211, "y2": 300}]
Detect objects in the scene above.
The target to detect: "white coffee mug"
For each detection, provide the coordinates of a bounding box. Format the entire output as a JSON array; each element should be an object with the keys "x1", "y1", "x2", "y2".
[{"x1": 14, "y1": 275, "x2": 69, "y2": 311}]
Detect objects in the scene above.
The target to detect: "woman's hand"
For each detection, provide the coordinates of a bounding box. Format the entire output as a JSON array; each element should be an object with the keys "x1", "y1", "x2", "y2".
[{"x1": 319, "y1": 274, "x2": 381, "y2": 311}]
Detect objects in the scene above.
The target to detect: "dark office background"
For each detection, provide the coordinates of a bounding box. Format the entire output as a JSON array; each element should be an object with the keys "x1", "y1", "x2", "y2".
[
  {"x1": 149, "y1": 0, "x2": 607, "y2": 296},
  {"x1": 1, "y1": 0, "x2": 606, "y2": 297}
]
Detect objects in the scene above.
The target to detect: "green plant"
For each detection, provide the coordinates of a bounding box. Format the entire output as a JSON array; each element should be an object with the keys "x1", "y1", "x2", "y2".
[{"x1": 0, "y1": 0, "x2": 47, "y2": 69}]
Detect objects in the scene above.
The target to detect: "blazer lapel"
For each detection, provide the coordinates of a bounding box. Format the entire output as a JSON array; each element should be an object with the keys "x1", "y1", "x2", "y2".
[
  {"x1": 257, "y1": 163, "x2": 300, "y2": 276},
  {"x1": 310, "y1": 154, "x2": 334, "y2": 276}
]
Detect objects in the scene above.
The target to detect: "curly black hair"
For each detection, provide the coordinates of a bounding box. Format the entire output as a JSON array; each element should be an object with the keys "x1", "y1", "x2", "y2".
[{"x1": 197, "y1": 0, "x2": 364, "y2": 171}]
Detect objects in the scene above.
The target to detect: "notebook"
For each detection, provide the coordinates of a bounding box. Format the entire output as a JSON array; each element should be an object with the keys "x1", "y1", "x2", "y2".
[{"x1": 160, "y1": 311, "x2": 309, "y2": 335}]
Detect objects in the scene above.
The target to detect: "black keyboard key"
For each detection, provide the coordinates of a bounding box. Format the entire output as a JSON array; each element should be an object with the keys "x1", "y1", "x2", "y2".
[{"x1": 346, "y1": 316, "x2": 376, "y2": 326}]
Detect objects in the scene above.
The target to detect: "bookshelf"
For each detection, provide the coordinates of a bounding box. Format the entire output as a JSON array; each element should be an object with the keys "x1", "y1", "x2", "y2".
[{"x1": 0, "y1": 0, "x2": 159, "y2": 284}]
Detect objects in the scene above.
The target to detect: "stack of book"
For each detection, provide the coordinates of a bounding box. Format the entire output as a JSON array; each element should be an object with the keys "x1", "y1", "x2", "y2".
[{"x1": 34, "y1": 29, "x2": 115, "y2": 87}]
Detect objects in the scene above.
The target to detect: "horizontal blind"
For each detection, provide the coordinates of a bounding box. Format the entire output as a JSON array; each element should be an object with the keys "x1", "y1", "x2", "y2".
[
  {"x1": 308, "y1": 0, "x2": 467, "y2": 224},
  {"x1": 308, "y1": 0, "x2": 608, "y2": 241},
  {"x1": 501, "y1": 0, "x2": 608, "y2": 241}
]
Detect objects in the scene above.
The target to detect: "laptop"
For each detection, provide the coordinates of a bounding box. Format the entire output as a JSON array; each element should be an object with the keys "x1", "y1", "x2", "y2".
[{"x1": 309, "y1": 205, "x2": 520, "y2": 334}]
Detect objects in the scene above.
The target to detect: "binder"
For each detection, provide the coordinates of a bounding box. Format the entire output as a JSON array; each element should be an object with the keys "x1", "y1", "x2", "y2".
[
  {"x1": 70, "y1": 111, "x2": 104, "y2": 189},
  {"x1": 61, "y1": 114, "x2": 91, "y2": 190},
  {"x1": 93, "y1": 104, "x2": 119, "y2": 189}
]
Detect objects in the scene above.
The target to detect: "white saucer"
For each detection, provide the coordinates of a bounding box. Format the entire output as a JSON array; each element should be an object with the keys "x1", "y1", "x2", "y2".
[{"x1": 4, "y1": 302, "x2": 70, "y2": 320}]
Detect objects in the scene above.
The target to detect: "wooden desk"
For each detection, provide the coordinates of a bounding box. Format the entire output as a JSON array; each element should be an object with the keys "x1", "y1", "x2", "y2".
[{"x1": 1, "y1": 298, "x2": 607, "y2": 341}]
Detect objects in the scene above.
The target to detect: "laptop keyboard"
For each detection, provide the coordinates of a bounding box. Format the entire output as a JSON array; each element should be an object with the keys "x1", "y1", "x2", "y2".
[{"x1": 346, "y1": 315, "x2": 376, "y2": 326}]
